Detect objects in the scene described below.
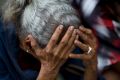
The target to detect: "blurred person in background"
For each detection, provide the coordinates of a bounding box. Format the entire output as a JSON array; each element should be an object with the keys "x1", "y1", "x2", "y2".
[
  {"x1": 98, "y1": 0, "x2": 120, "y2": 80},
  {"x1": 73, "y1": 0, "x2": 120, "y2": 80}
]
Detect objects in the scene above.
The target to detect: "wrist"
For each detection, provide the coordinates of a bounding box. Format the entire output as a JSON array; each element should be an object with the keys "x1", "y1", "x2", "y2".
[
  {"x1": 85, "y1": 62, "x2": 97, "y2": 73},
  {"x1": 40, "y1": 66, "x2": 59, "y2": 75},
  {"x1": 37, "y1": 65, "x2": 59, "y2": 80},
  {"x1": 84, "y1": 56, "x2": 97, "y2": 66},
  {"x1": 84, "y1": 60, "x2": 97, "y2": 70},
  {"x1": 41, "y1": 63, "x2": 60, "y2": 73}
]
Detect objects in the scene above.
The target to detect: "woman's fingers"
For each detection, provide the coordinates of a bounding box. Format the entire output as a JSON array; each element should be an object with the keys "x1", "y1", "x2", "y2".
[
  {"x1": 46, "y1": 25, "x2": 63, "y2": 52},
  {"x1": 56, "y1": 26, "x2": 74, "y2": 53},
  {"x1": 62, "y1": 29, "x2": 76, "y2": 56},
  {"x1": 79, "y1": 26, "x2": 92, "y2": 35},
  {"x1": 79, "y1": 26, "x2": 97, "y2": 45},
  {"x1": 62, "y1": 29, "x2": 77, "y2": 53},
  {"x1": 68, "y1": 29, "x2": 77, "y2": 48},
  {"x1": 69, "y1": 53, "x2": 94, "y2": 60},
  {"x1": 72, "y1": 27, "x2": 96, "y2": 60},
  {"x1": 77, "y1": 26, "x2": 97, "y2": 49},
  {"x1": 74, "y1": 40, "x2": 89, "y2": 52},
  {"x1": 77, "y1": 29, "x2": 88, "y2": 43}
]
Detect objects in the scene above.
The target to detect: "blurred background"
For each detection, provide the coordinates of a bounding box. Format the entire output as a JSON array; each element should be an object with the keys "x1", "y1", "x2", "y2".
[{"x1": 0, "y1": 0, "x2": 6, "y2": 10}]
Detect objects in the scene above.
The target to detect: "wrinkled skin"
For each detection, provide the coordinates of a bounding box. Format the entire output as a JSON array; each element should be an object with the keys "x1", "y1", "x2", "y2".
[{"x1": 26, "y1": 25, "x2": 97, "y2": 80}]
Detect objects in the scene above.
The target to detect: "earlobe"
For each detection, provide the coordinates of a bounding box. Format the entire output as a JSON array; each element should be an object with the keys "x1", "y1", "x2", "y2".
[
  {"x1": 25, "y1": 35, "x2": 32, "y2": 43},
  {"x1": 24, "y1": 35, "x2": 41, "y2": 58},
  {"x1": 20, "y1": 35, "x2": 40, "y2": 59},
  {"x1": 21, "y1": 34, "x2": 33, "y2": 53},
  {"x1": 25, "y1": 34, "x2": 40, "y2": 53}
]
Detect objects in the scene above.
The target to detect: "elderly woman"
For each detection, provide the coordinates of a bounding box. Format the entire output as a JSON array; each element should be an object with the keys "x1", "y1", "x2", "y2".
[{"x1": 1, "y1": 0, "x2": 97, "y2": 80}]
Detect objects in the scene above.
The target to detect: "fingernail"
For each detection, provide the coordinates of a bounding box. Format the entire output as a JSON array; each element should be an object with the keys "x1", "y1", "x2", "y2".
[
  {"x1": 69, "y1": 26, "x2": 74, "y2": 30},
  {"x1": 59, "y1": 25, "x2": 63, "y2": 29},
  {"x1": 79, "y1": 25, "x2": 84, "y2": 29}
]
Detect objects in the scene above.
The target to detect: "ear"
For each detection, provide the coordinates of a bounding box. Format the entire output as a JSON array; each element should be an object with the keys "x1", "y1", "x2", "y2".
[{"x1": 22, "y1": 34, "x2": 40, "y2": 55}]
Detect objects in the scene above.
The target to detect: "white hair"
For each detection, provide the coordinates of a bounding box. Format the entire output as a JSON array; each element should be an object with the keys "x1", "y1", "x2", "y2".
[{"x1": 2, "y1": 0, "x2": 81, "y2": 47}]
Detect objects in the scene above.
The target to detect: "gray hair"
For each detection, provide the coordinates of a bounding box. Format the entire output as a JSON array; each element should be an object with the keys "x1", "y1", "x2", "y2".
[{"x1": 2, "y1": 0, "x2": 81, "y2": 47}]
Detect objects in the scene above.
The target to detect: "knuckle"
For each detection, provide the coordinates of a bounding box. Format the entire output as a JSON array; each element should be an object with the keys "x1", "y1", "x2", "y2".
[
  {"x1": 36, "y1": 52, "x2": 40, "y2": 57},
  {"x1": 75, "y1": 41, "x2": 80, "y2": 45},
  {"x1": 61, "y1": 41, "x2": 68, "y2": 46},
  {"x1": 54, "y1": 53, "x2": 58, "y2": 57},
  {"x1": 45, "y1": 48, "x2": 51, "y2": 53},
  {"x1": 88, "y1": 29, "x2": 92, "y2": 34},
  {"x1": 51, "y1": 38, "x2": 57, "y2": 43},
  {"x1": 35, "y1": 50, "x2": 42, "y2": 57}
]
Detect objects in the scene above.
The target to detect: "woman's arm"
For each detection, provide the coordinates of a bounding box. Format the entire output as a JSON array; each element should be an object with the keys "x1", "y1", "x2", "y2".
[
  {"x1": 69, "y1": 26, "x2": 98, "y2": 80},
  {"x1": 28, "y1": 25, "x2": 76, "y2": 80}
]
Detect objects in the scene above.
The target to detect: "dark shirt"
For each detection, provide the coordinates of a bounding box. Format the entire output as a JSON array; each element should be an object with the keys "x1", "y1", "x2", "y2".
[{"x1": 0, "y1": 18, "x2": 38, "y2": 80}]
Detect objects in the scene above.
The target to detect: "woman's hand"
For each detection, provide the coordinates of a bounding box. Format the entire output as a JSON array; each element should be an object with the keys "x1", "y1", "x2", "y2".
[
  {"x1": 27, "y1": 25, "x2": 77, "y2": 80},
  {"x1": 69, "y1": 26, "x2": 97, "y2": 66},
  {"x1": 69, "y1": 26, "x2": 98, "y2": 80}
]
